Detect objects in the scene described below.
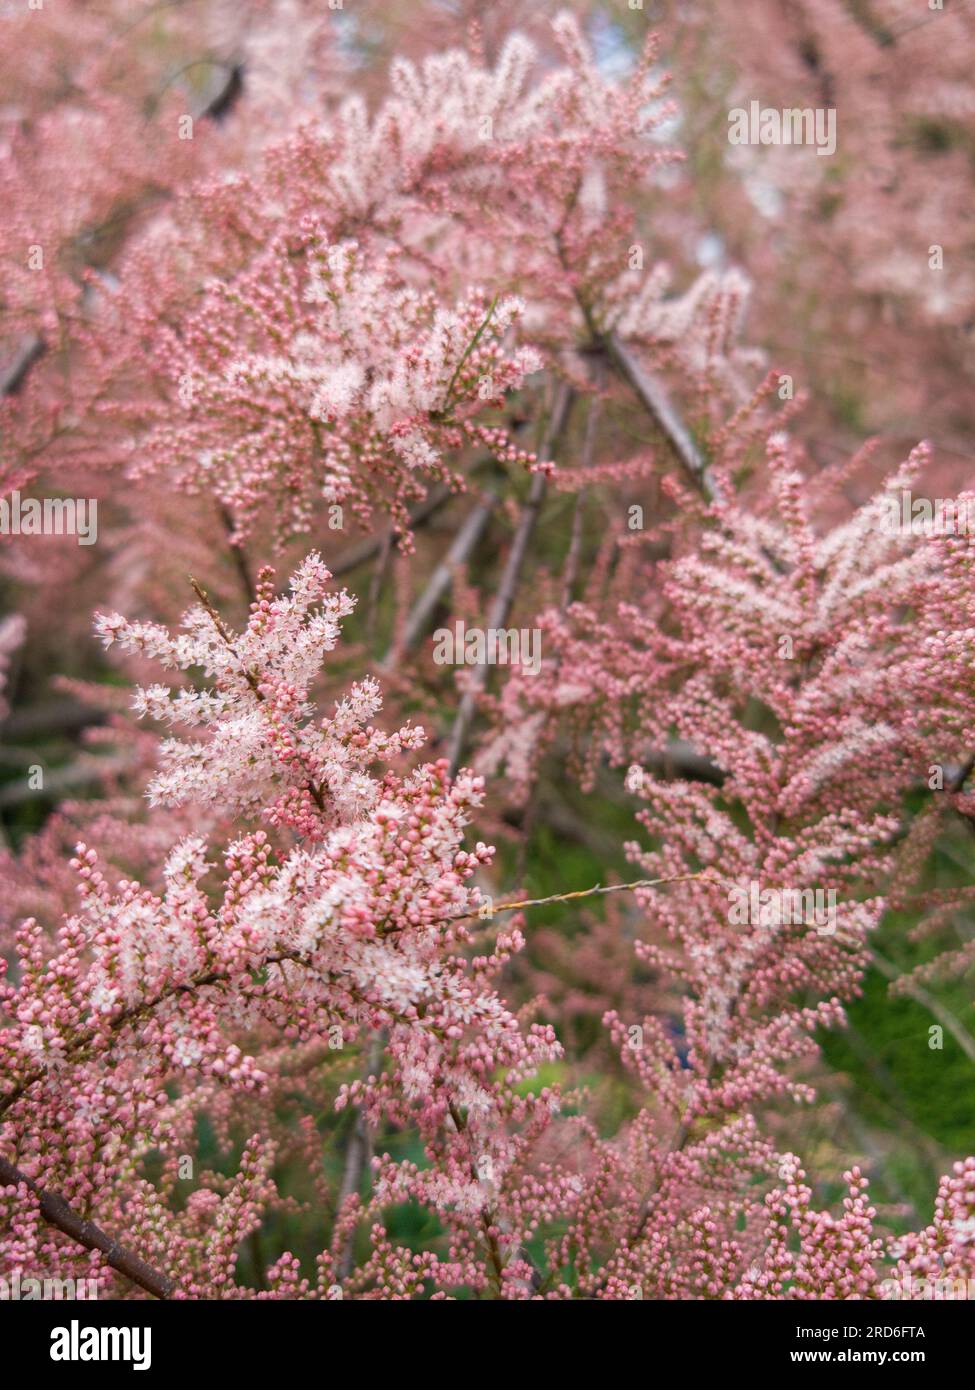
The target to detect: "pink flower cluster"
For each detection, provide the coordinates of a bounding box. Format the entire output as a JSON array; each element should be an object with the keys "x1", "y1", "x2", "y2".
[{"x1": 2, "y1": 2, "x2": 974, "y2": 1305}]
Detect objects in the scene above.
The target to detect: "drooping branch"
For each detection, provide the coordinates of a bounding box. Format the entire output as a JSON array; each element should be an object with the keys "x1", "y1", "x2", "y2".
[{"x1": 0, "y1": 1155, "x2": 175, "y2": 1300}]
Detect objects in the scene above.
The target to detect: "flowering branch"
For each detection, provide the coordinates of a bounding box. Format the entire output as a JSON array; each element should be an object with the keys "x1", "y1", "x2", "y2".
[{"x1": 0, "y1": 1155, "x2": 174, "y2": 1300}]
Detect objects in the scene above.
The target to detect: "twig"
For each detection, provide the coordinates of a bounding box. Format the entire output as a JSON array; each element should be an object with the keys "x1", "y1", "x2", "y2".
[
  {"x1": 437, "y1": 294, "x2": 500, "y2": 417},
  {"x1": 560, "y1": 394, "x2": 601, "y2": 608},
  {"x1": 518, "y1": 392, "x2": 600, "y2": 874},
  {"x1": 335, "y1": 1030, "x2": 385, "y2": 1281},
  {"x1": 0, "y1": 335, "x2": 45, "y2": 397},
  {"x1": 446, "y1": 1098, "x2": 508, "y2": 1296},
  {"x1": 219, "y1": 506, "x2": 256, "y2": 606},
  {"x1": 0, "y1": 755, "x2": 134, "y2": 808},
  {"x1": 0, "y1": 697, "x2": 104, "y2": 741},
  {"x1": 639, "y1": 739, "x2": 725, "y2": 787},
  {"x1": 949, "y1": 752, "x2": 975, "y2": 795},
  {"x1": 455, "y1": 870, "x2": 727, "y2": 924},
  {"x1": 365, "y1": 530, "x2": 393, "y2": 645}
]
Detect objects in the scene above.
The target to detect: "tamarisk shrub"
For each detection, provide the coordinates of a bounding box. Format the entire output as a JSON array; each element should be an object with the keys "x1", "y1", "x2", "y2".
[
  {"x1": 472, "y1": 434, "x2": 975, "y2": 1295},
  {"x1": 0, "y1": 556, "x2": 564, "y2": 1297},
  {"x1": 3, "y1": 3, "x2": 975, "y2": 1303},
  {"x1": 1, "y1": 537, "x2": 973, "y2": 1297}
]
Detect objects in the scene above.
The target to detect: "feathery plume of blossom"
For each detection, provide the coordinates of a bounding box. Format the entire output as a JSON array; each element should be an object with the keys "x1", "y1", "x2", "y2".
[
  {"x1": 130, "y1": 240, "x2": 542, "y2": 546},
  {"x1": 1, "y1": 555, "x2": 561, "y2": 1296},
  {"x1": 95, "y1": 553, "x2": 426, "y2": 835}
]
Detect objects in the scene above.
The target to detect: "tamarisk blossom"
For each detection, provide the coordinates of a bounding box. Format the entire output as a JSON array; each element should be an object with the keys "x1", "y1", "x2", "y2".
[
  {"x1": 484, "y1": 437, "x2": 975, "y2": 811},
  {"x1": 2, "y1": 4, "x2": 761, "y2": 632},
  {"x1": 95, "y1": 553, "x2": 426, "y2": 836},
  {"x1": 2, "y1": 554, "x2": 561, "y2": 1295},
  {"x1": 464, "y1": 436, "x2": 975, "y2": 1295},
  {"x1": 284, "y1": 12, "x2": 678, "y2": 244},
  {"x1": 60, "y1": 13, "x2": 698, "y2": 557},
  {"x1": 134, "y1": 237, "x2": 543, "y2": 546}
]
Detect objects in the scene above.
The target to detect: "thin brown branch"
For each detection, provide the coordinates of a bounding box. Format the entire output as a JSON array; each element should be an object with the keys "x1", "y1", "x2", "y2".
[
  {"x1": 604, "y1": 332, "x2": 716, "y2": 501},
  {"x1": 0, "y1": 1155, "x2": 174, "y2": 1299},
  {"x1": 445, "y1": 383, "x2": 575, "y2": 775},
  {"x1": 335, "y1": 1030, "x2": 385, "y2": 1281},
  {"x1": 380, "y1": 494, "x2": 496, "y2": 667},
  {"x1": 0, "y1": 334, "x2": 45, "y2": 396},
  {"x1": 458, "y1": 870, "x2": 728, "y2": 924},
  {"x1": 0, "y1": 754, "x2": 134, "y2": 808},
  {"x1": 219, "y1": 505, "x2": 256, "y2": 606}
]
